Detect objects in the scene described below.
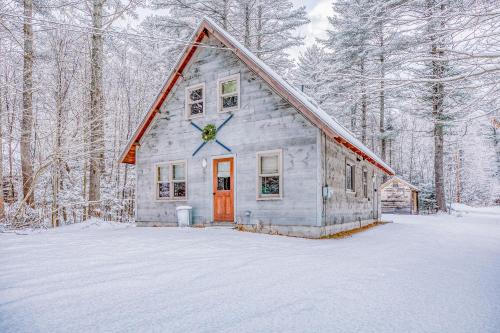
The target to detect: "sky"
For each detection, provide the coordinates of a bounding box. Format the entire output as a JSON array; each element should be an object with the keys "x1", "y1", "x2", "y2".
[{"x1": 289, "y1": 0, "x2": 333, "y2": 58}]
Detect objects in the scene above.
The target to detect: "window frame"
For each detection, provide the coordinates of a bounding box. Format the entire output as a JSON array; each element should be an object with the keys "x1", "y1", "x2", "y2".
[
  {"x1": 155, "y1": 160, "x2": 188, "y2": 201},
  {"x1": 256, "y1": 149, "x2": 283, "y2": 200},
  {"x1": 345, "y1": 160, "x2": 356, "y2": 192},
  {"x1": 185, "y1": 83, "x2": 205, "y2": 119},
  {"x1": 362, "y1": 167, "x2": 368, "y2": 198},
  {"x1": 217, "y1": 74, "x2": 240, "y2": 113}
]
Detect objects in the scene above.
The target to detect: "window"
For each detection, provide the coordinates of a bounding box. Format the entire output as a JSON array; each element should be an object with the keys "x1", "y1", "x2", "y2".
[
  {"x1": 362, "y1": 168, "x2": 368, "y2": 198},
  {"x1": 217, "y1": 161, "x2": 231, "y2": 191},
  {"x1": 346, "y1": 161, "x2": 355, "y2": 192},
  {"x1": 218, "y1": 74, "x2": 240, "y2": 112},
  {"x1": 257, "y1": 150, "x2": 282, "y2": 199},
  {"x1": 186, "y1": 83, "x2": 204, "y2": 118},
  {"x1": 156, "y1": 161, "x2": 187, "y2": 200}
]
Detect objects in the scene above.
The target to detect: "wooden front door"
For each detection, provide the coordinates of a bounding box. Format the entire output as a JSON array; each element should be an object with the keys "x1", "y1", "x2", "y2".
[{"x1": 213, "y1": 157, "x2": 234, "y2": 222}]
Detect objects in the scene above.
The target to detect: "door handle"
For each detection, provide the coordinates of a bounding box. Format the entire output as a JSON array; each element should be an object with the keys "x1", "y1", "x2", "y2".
[{"x1": 212, "y1": 192, "x2": 216, "y2": 195}]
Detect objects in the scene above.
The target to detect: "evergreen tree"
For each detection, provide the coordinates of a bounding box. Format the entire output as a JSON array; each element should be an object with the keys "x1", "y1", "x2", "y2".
[
  {"x1": 292, "y1": 44, "x2": 328, "y2": 104},
  {"x1": 145, "y1": 0, "x2": 309, "y2": 73}
]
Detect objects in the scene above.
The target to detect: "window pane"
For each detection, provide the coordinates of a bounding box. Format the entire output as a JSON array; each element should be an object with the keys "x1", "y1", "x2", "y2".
[
  {"x1": 173, "y1": 164, "x2": 185, "y2": 180},
  {"x1": 346, "y1": 165, "x2": 352, "y2": 190},
  {"x1": 217, "y1": 177, "x2": 231, "y2": 190},
  {"x1": 217, "y1": 161, "x2": 230, "y2": 177},
  {"x1": 189, "y1": 88, "x2": 202, "y2": 102},
  {"x1": 158, "y1": 182, "x2": 170, "y2": 198},
  {"x1": 173, "y1": 182, "x2": 186, "y2": 197},
  {"x1": 218, "y1": 161, "x2": 230, "y2": 172},
  {"x1": 261, "y1": 155, "x2": 278, "y2": 174},
  {"x1": 222, "y1": 96, "x2": 238, "y2": 109},
  {"x1": 261, "y1": 176, "x2": 280, "y2": 195},
  {"x1": 190, "y1": 102, "x2": 203, "y2": 115},
  {"x1": 158, "y1": 166, "x2": 169, "y2": 182},
  {"x1": 221, "y1": 80, "x2": 236, "y2": 94}
]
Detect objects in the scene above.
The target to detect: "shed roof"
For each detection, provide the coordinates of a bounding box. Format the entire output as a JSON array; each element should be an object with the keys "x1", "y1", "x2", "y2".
[
  {"x1": 381, "y1": 176, "x2": 420, "y2": 191},
  {"x1": 118, "y1": 17, "x2": 394, "y2": 175}
]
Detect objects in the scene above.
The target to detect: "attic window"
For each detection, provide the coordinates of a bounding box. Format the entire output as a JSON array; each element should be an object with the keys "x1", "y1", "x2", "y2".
[
  {"x1": 186, "y1": 83, "x2": 205, "y2": 118},
  {"x1": 218, "y1": 74, "x2": 240, "y2": 112}
]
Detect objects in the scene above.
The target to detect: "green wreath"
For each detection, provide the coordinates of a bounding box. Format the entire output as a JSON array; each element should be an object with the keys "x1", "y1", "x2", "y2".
[{"x1": 201, "y1": 124, "x2": 217, "y2": 142}]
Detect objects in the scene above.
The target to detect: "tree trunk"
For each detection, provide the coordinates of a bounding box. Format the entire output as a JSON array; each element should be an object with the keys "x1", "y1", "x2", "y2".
[
  {"x1": 493, "y1": 124, "x2": 500, "y2": 203},
  {"x1": 51, "y1": 62, "x2": 64, "y2": 228},
  {"x1": 0, "y1": 88, "x2": 4, "y2": 220},
  {"x1": 256, "y1": 4, "x2": 263, "y2": 58},
  {"x1": 379, "y1": 28, "x2": 386, "y2": 162},
  {"x1": 409, "y1": 123, "x2": 415, "y2": 183},
  {"x1": 432, "y1": 69, "x2": 446, "y2": 213},
  {"x1": 244, "y1": 4, "x2": 251, "y2": 48},
  {"x1": 21, "y1": 0, "x2": 35, "y2": 208},
  {"x1": 360, "y1": 58, "x2": 367, "y2": 144},
  {"x1": 455, "y1": 149, "x2": 461, "y2": 203},
  {"x1": 88, "y1": 0, "x2": 105, "y2": 218},
  {"x1": 222, "y1": 0, "x2": 229, "y2": 30},
  {"x1": 429, "y1": 0, "x2": 447, "y2": 212}
]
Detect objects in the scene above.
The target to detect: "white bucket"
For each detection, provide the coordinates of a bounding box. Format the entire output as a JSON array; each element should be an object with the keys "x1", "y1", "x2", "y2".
[{"x1": 176, "y1": 206, "x2": 192, "y2": 227}]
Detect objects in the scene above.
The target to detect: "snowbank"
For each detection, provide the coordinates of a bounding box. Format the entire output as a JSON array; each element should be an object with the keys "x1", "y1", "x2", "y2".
[
  {"x1": 451, "y1": 203, "x2": 500, "y2": 216},
  {"x1": 1, "y1": 213, "x2": 499, "y2": 332}
]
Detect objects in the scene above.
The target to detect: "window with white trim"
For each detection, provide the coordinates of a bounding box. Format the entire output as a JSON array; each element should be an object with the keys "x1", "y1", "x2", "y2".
[
  {"x1": 362, "y1": 167, "x2": 368, "y2": 198},
  {"x1": 257, "y1": 150, "x2": 282, "y2": 199},
  {"x1": 186, "y1": 83, "x2": 204, "y2": 118},
  {"x1": 346, "y1": 161, "x2": 355, "y2": 192},
  {"x1": 218, "y1": 74, "x2": 240, "y2": 112},
  {"x1": 156, "y1": 161, "x2": 187, "y2": 200}
]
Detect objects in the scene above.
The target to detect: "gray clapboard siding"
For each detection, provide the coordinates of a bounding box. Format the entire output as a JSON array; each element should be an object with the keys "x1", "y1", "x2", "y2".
[
  {"x1": 135, "y1": 36, "x2": 319, "y2": 227},
  {"x1": 320, "y1": 134, "x2": 384, "y2": 225}
]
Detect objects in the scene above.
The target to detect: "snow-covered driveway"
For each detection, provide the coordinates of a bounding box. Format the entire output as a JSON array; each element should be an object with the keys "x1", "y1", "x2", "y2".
[{"x1": 1, "y1": 211, "x2": 499, "y2": 333}]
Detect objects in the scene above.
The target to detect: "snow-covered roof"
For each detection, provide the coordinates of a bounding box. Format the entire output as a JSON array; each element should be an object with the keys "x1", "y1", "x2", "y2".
[
  {"x1": 119, "y1": 17, "x2": 394, "y2": 175},
  {"x1": 381, "y1": 176, "x2": 419, "y2": 191}
]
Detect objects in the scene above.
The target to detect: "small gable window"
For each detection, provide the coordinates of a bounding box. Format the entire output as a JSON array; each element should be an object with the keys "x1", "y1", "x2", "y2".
[
  {"x1": 156, "y1": 161, "x2": 187, "y2": 200},
  {"x1": 346, "y1": 161, "x2": 355, "y2": 192},
  {"x1": 186, "y1": 83, "x2": 205, "y2": 118},
  {"x1": 257, "y1": 149, "x2": 282, "y2": 199},
  {"x1": 218, "y1": 74, "x2": 240, "y2": 112}
]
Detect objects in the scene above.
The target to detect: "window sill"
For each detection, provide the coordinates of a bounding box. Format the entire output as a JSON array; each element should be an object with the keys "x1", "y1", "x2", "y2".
[
  {"x1": 346, "y1": 190, "x2": 356, "y2": 196},
  {"x1": 187, "y1": 114, "x2": 204, "y2": 120},
  {"x1": 155, "y1": 198, "x2": 188, "y2": 202},
  {"x1": 256, "y1": 196, "x2": 282, "y2": 201},
  {"x1": 218, "y1": 108, "x2": 238, "y2": 113}
]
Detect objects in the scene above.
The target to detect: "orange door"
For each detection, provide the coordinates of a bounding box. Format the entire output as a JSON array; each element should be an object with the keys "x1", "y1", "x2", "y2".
[{"x1": 213, "y1": 158, "x2": 234, "y2": 222}]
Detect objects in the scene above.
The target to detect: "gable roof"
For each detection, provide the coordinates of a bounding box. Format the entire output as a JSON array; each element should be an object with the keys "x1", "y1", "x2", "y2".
[
  {"x1": 119, "y1": 17, "x2": 394, "y2": 175},
  {"x1": 381, "y1": 176, "x2": 419, "y2": 191}
]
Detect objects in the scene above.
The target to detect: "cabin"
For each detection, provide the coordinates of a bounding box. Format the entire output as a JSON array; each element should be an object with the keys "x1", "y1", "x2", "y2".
[
  {"x1": 381, "y1": 176, "x2": 419, "y2": 215},
  {"x1": 119, "y1": 18, "x2": 394, "y2": 238}
]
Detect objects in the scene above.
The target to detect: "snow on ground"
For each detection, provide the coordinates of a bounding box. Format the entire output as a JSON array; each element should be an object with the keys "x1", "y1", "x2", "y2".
[{"x1": 1, "y1": 211, "x2": 499, "y2": 333}]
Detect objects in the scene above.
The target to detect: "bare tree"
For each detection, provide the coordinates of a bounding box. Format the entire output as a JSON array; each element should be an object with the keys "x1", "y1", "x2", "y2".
[
  {"x1": 0, "y1": 85, "x2": 4, "y2": 220},
  {"x1": 21, "y1": 0, "x2": 35, "y2": 207},
  {"x1": 88, "y1": 0, "x2": 105, "y2": 218},
  {"x1": 427, "y1": 0, "x2": 446, "y2": 212}
]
